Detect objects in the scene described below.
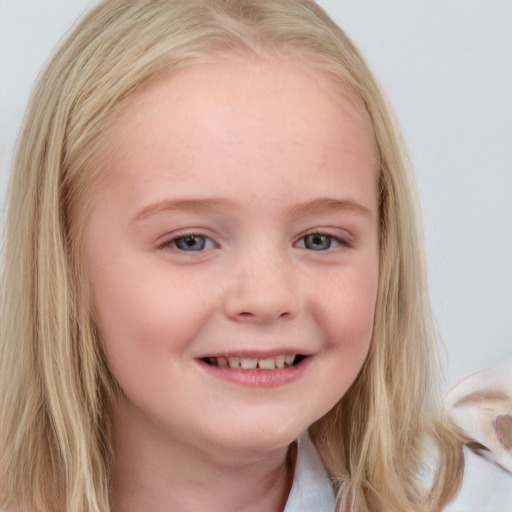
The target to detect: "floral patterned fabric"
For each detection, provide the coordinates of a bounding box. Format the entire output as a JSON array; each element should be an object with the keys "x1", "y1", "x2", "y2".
[{"x1": 445, "y1": 360, "x2": 512, "y2": 512}]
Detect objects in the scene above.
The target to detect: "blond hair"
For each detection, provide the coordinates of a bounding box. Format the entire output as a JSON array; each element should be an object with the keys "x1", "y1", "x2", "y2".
[{"x1": 0, "y1": 1, "x2": 464, "y2": 511}]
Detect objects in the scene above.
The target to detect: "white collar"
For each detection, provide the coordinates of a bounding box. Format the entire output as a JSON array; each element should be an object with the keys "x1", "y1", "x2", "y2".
[{"x1": 283, "y1": 435, "x2": 336, "y2": 512}]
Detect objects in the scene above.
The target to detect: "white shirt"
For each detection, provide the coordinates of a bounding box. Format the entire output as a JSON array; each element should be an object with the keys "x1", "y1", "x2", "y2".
[
  {"x1": 283, "y1": 435, "x2": 335, "y2": 512},
  {"x1": 284, "y1": 361, "x2": 512, "y2": 512}
]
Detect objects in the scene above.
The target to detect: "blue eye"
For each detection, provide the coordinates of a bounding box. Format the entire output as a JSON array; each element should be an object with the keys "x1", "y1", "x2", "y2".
[
  {"x1": 303, "y1": 233, "x2": 334, "y2": 250},
  {"x1": 296, "y1": 232, "x2": 347, "y2": 251},
  {"x1": 162, "y1": 234, "x2": 215, "y2": 251}
]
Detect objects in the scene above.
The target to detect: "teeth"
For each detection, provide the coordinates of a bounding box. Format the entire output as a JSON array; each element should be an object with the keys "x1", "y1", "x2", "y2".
[
  {"x1": 209, "y1": 354, "x2": 301, "y2": 370},
  {"x1": 275, "y1": 355, "x2": 285, "y2": 369},
  {"x1": 258, "y1": 358, "x2": 276, "y2": 370},
  {"x1": 228, "y1": 357, "x2": 240, "y2": 368},
  {"x1": 240, "y1": 357, "x2": 258, "y2": 370},
  {"x1": 284, "y1": 354, "x2": 296, "y2": 367}
]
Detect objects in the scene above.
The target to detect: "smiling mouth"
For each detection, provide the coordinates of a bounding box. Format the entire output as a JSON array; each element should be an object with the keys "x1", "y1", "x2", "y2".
[{"x1": 200, "y1": 354, "x2": 307, "y2": 370}]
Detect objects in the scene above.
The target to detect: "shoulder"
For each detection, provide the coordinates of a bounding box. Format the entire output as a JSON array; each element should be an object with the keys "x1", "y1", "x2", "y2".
[{"x1": 445, "y1": 361, "x2": 512, "y2": 512}]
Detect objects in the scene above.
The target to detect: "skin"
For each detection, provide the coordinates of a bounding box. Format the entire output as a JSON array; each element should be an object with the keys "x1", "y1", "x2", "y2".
[{"x1": 83, "y1": 57, "x2": 379, "y2": 512}]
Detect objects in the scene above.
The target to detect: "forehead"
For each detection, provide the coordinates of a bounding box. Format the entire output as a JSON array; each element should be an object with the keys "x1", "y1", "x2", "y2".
[
  {"x1": 102, "y1": 57, "x2": 374, "y2": 165},
  {"x1": 90, "y1": 56, "x2": 377, "y2": 213}
]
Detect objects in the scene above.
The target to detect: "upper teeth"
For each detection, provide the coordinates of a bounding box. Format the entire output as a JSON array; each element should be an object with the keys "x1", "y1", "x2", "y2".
[{"x1": 209, "y1": 354, "x2": 297, "y2": 370}]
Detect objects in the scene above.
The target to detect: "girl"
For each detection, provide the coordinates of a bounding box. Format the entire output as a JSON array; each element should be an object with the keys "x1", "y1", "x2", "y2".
[{"x1": 1, "y1": 1, "x2": 509, "y2": 511}]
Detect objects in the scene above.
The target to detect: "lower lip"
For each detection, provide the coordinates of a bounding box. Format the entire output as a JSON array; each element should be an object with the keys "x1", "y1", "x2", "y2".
[{"x1": 196, "y1": 357, "x2": 312, "y2": 388}]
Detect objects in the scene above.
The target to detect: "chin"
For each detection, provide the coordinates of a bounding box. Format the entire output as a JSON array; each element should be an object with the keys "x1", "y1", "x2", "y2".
[
  {"x1": 199, "y1": 422, "x2": 302, "y2": 459},
  {"x1": 217, "y1": 418, "x2": 315, "y2": 458}
]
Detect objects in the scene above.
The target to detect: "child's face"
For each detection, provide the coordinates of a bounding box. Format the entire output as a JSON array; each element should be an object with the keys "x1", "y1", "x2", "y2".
[{"x1": 83, "y1": 58, "x2": 379, "y2": 457}]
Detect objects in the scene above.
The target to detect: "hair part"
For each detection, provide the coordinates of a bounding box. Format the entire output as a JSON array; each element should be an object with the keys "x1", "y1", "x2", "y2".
[{"x1": 0, "y1": 1, "x2": 463, "y2": 511}]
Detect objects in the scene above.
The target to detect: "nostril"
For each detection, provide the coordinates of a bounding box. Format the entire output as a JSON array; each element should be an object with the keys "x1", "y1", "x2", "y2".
[{"x1": 235, "y1": 309, "x2": 293, "y2": 323}]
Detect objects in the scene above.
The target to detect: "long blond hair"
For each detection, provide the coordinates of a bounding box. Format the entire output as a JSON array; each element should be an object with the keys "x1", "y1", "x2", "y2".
[{"x1": 0, "y1": 1, "x2": 463, "y2": 511}]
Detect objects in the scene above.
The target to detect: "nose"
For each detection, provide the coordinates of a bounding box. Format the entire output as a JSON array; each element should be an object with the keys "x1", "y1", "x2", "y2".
[{"x1": 223, "y1": 248, "x2": 300, "y2": 324}]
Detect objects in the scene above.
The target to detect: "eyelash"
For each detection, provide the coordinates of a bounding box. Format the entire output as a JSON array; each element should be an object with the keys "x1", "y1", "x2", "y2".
[
  {"x1": 158, "y1": 232, "x2": 216, "y2": 252},
  {"x1": 158, "y1": 230, "x2": 351, "y2": 252},
  {"x1": 295, "y1": 231, "x2": 352, "y2": 251}
]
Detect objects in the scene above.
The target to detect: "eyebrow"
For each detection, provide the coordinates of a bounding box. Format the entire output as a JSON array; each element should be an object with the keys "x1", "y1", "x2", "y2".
[
  {"x1": 132, "y1": 197, "x2": 373, "y2": 222},
  {"x1": 133, "y1": 198, "x2": 236, "y2": 222},
  {"x1": 285, "y1": 198, "x2": 373, "y2": 219}
]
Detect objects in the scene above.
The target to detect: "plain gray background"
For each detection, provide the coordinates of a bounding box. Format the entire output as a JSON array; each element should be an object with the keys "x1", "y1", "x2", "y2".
[{"x1": 1, "y1": 0, "x2": 511, "y2": 386}]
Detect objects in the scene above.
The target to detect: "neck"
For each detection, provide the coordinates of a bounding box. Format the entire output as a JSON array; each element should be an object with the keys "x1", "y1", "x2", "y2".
[{"x1": 109, "y1": 403, "x2": 294, "y2": 512}]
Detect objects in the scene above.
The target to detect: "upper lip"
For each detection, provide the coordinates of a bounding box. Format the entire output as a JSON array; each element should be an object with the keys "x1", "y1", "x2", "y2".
[{"x1": 196, "y1": 349, "x2": 312, "y2": 359}]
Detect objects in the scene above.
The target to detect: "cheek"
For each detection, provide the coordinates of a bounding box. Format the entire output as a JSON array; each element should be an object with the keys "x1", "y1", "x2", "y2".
[
  {"x1": 315, "y1": 263, "x2": 379, "y2": 349},
  {"x1": 87, "y1": 259, "x2": 213, "y2": 369},
  {"x1": 296, "y1": 265, "x2": 378, "y2": 425}
]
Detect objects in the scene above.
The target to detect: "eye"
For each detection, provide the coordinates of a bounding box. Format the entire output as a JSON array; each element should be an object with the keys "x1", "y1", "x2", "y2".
[
  {"x1": 296, "y1": 232, "x2": 348, "y2": 251},
  {"x1": 160, "y1": 233, "x2": 215, "y2": 252},
  {"x1": 303, "y1": 233, "x2": 335, "y2": 251}
]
